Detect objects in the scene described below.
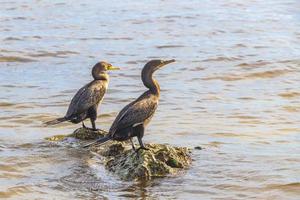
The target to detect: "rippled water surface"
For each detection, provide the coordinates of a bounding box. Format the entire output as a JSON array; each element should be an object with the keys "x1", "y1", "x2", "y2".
[{"x1": 1, "y1": 0, "x2": 300, "y2": 199}]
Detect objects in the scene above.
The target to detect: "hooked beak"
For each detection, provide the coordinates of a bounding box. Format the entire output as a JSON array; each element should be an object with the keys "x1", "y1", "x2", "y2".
[
  {"x1": 107, "y1": 65, "x2": 120, "y2": 70},
  {"x1": 160, "y1": 59, "x2": 176, "y2": 68}
]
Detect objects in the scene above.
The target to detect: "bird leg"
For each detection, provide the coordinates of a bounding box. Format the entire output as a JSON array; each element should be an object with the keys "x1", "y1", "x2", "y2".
[
  {"x1": 82, "y1": 121, "x2": 93, "y2": 130},
  {"x1": 82, "y1": 121, "x2": 87, "y2": 128},
  {"x1": 82, "y1": 120, "x2": 98, "y2": 131},
  {"x1": 90, "y1": 119, "x2": 98, "y2": 131},
  {"x1": 130, "y1": 138, "x2": 136, "y2": 151},
  {"x1": 87, "y1": 106, "x2": 99, "y2": 131},
  {"x1": 137, "y1": 136, "x2": 149, "y2": 151},
  {"x1": 134, "y1": 125, "x2": 149, "y2": 152}
]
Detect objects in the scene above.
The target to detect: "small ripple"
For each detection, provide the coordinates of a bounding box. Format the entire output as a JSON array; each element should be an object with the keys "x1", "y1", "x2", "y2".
[
  {"x1": 164, "y1": 15, "x2": 182, "y2": 19},
  {"x1": 202, "y1": 75, "x2": 242, "y2": 81},
  {"x1": 0, "y1": 84, "x2": 16, "y2": 88},
  {"x1": 0, "y1": 102, "x2": 15, "y2": 107},
  {"x1": 0, "y1": 185, "x2": 33, "y2": 198},
  {"x1": 48, "y1": 94, "x2": 69, "y2": 98},
  {"x1": 8, "y1": 118, "x2": 33, "y2": 125},
  {"x1": 0, "y1": 164, "x2": 20, "y2": 172},
  {"x1": 237, "y1": 60, "x2": 272, "y2": 68},
  {"x1": 253, "y1": 46, "x2": 268, "y2": 49},
  {"x1": 129, "y1": 19, "x2": 153, "y2": 24},
  {"x1": 13, "y1": 17, "x2": 27, "y2": 20},
  {"x1": 245, "y1": 69, "x2": 291, "y2": 79},
  {"x1": 79, "y1": 37, "x2": 133, "y2": 41},
  {"x1": 0, "y1": 172, "x2": 27, "y2": 179},
  {"x1": 265, "y1": 183, "x2": 300, "y2": 194},
  {"x1": 212, "y1": 132, "x2": 255, "y2": 139},
  {"x1": 189, "y1": 66, "x2": 205, "y2": 71},
  {"x1": 3, "y1": 37, "x2": 22, "y2": 41},
  {"x1": 0, "y1": 56, "x2": 36, "y2": 62},
  {"x1": 237, "y1": 97, "x2": 255, "y2": 100},
  {"x1": 0, "y1": 102, "x2": 35, "y2": 109},
  {"x1": 233, "y1": 43, "x2": 247, "y2": 48},
  {"x1": 229, "y1": 115, "x2": 262, "y2": 124},
  {"x1": 125, "y1": 61, "x2": 139, "y2": 64},
  {"x1": 202, "y1": 56, "x2": 242, "y2": 62},
  {"x1": 98, "y1": 113, "x2": 114, "y2": 118},
  {"x1": 282, "y1": 105, "x2": 300, "y2": 112},
  {"x1": 278, "y1": 128, "x2": 300, "y2": 133},
  {"x1": 156, "y1": 45, "x2": 185, "y2": 49},
  {"x1": 27, "y1": 50, "x2": 79, "y2": 58},
  {"x1": 0, "y1": 84, "x2": 39, "y2": 89},
  {"x1": 203, "y1": 69, "x2": 292, "y2": 81},
  {"x1": 278, "y1": 92, "x2": 300, "y2": 99},
  {"x1": 206, "y1": 141, "x2": 226, "y2": 148},
  {"x1": 238, "y1": 120, "x2": 262, "y2": 124},
  {"x1": 201, "y1": 95, "x2": 221, "y2": 100},
  {"x1": 229, "y1": 115, "x2": 259, "y2": 120},
  {"x1": 28, "y1": 114, "x2": 63, "y2": 122}
]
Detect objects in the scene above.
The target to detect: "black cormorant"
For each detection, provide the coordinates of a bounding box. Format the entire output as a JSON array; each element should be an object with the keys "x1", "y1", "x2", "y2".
[
  {"x1": 45, "y1": 61, "x2": 120, "y2": 130},
  {"x1": 83, "y1": 59, "x2": 175, "y2": 150}
]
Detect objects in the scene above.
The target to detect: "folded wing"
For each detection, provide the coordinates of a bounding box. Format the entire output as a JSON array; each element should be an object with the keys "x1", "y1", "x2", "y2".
[
  {"x1": 65, "y1": 81, "x2": 106, "y2": 118},
  {"x1": 109, "y1": 93, "x2": 158, "y2": 136}
]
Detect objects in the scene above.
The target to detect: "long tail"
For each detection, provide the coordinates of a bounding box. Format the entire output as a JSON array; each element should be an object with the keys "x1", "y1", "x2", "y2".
[
  {"x1": 82, "y1": 136, "x2": 111, "y2": 148},
  {"x1": 45, "y1": 117, "x2": 67, "y2": 126}
]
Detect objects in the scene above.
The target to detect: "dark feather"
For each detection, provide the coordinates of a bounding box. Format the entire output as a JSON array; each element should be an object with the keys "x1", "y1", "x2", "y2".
[
  {"x1": 66, "y1": 80, "x2": 107, "y2": 118},
  {"x1": 45, "y1": 117, "x2": 67, "y2": 126},
  {"x1": 82, "y1": 135, "x2": 111, "y2": 148},
  {"x1": 109, "y1": 91, "x2": 158, "y2": 137}
]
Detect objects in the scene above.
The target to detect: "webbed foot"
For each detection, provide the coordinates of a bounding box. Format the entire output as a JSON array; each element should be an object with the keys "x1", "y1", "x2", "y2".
[
  {"x1": 135, "y1": 146, "x2": 149, "y2": 153},
  {"x1": 83, "y1": 126, "x2": 99, "y2": 132}
]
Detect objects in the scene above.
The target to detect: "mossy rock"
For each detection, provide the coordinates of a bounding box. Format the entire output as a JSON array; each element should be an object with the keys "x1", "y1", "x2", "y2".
[
  {"x1": 102, "y1": 143, "x2": 191, "y2": 180},
  {"x1": 45, "y1": 134, "x2": 68, "y2": 141},
  {"x1": 46, "y1": 128, "x2": 193, "y2": 181},
  {"x1": 70, "y1": 127, "x2": 107, "y2": 140},
  {"x1": 45, "y1": 127, "x2": 107, "y2": 141}
]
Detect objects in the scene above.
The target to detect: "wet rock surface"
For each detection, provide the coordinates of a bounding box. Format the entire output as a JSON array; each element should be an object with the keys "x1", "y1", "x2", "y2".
[
  {"x1": 45, "y1": 127, "x2": 106, "y2": 141},
  {"x1": 46, "y1": 127, "x2": 192, "y2": 180},
  {"x1": 103, "y1": 144, "x2": 191, "y2": 180}
]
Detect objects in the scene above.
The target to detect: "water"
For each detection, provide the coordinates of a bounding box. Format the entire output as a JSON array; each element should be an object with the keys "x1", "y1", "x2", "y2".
[{"x1": 1, "y1": 0, "x2": 300, "y2": 199}]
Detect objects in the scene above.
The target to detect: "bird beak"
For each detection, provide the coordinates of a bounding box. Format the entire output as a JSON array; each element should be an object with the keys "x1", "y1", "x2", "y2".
[
  {"x1": 160, "y1": 59, "x2": 175, "y2": 67},
  {"x1": 107, "y1": 66, "x2": 120, "y2": 70}
]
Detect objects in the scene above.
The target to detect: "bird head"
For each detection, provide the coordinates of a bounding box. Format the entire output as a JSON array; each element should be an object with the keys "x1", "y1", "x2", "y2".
[
  {"x1": 141, "y1": 59, "x2": 175, "y2": 93},
  {"x1": 142, "y1": 59, "x2": 175, "y2": 74},
  {"x1": 92, "y1": 61, "x2": 120, "y2": 79}
]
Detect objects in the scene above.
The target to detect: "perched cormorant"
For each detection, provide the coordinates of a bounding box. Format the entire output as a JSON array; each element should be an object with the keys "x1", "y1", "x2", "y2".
[
  {"x1": 83, "y1": 59, "x2": 175, "y2": 150},
  {"x1": 45, "y1": 61, "x2": 120, "y2": 130}
]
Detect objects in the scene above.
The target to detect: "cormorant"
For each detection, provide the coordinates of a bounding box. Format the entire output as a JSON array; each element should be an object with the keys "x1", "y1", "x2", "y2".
[
  {"x1": 83, "y1": 59, "x2": 175, "y2": 150},
  {"x1": 45, "y1": 61, "x2": 120, "y2": 130}
]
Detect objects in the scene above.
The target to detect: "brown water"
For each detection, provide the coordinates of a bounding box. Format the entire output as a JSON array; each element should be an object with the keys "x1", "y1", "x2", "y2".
[{"x1": 1, "y1": 0, "x2": 300, "y2": 199}]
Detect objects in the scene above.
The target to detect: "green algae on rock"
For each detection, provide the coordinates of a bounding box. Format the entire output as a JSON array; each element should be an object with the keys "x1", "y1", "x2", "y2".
[
  {"x1": 71, "y1": 127, "x2": 106, "y2": 140},
  {"x1": 46, "y1": 128, "x2": 192, "y2": 181},
  {"x1": 45, "y1": 134, "x2": 68, "y2": 141},
  {"x1": 45, "y1": 127, "x2": 106, "y2": 141},
  {"x1": 101, "y1": 143, "x2": 191, "y2": 180}
]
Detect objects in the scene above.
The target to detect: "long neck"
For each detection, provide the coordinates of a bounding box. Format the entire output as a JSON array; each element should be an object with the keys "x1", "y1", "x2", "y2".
[
  {"x1": 142, "y1": 70, "x2": 160, "y2": 96},
  {"x1": 93, "y1": 72, "x2": 109, "y2": 81}
]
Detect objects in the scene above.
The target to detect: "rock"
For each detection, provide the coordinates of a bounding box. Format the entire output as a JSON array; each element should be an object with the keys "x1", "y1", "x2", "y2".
[
  {"x1": 194, "y1": 146, "x2": 203, "y2": 150},
  {"x1": 70, "y1": 127, "x2": 106, "y2": 140},
  {"x1": 45, "y1": 134, "x2": 68, "y2": 141},
  {"x1": 96, "y1": 143, "x2": 191, "y2": 181},
  {"x1": 45, "y1": 127, "x2": 106, "y2": 141},
  {"x1": 46, "y1": 128, "x2": 192, "y2": 180}
]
